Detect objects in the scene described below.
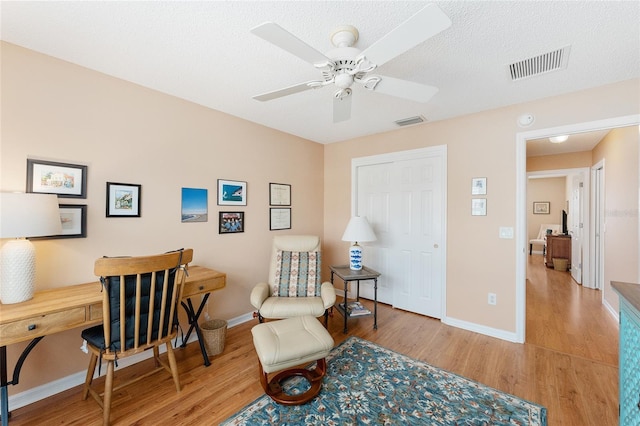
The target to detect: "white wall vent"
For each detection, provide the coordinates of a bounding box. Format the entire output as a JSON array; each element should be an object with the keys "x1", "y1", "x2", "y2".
[
  {"x1": 508, "y1": 45, "x2": 571, "y2": 81},
  {"x1": 395, "y1": 115, "x2": 426, "y2": 127}
]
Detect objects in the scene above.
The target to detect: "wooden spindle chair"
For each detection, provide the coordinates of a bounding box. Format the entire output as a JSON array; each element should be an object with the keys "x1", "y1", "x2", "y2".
[{"x1": 81, "y1": 248, "x2": 193, "y2": 425}]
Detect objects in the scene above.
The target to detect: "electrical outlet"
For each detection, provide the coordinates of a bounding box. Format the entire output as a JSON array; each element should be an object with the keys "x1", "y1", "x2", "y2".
[{"x1": 488, "y1": 293, "x2": 497, "y2": 305}]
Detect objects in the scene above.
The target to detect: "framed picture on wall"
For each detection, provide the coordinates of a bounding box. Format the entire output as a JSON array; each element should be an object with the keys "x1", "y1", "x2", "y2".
[
  {"x1": 106, "y1": 182, "x2": 141, "y2": 217},
  {"x1": 270, "y1": 208, "x2": 291, "y2": 230},
  {"x1": 27, "y1": 159, "x2": 87, "y2": 198},
  {"x1": 269, "y1": 183, "x2": 291, "y2": 206},
  {"x1": 218, "y1": 179, "x2": 247, "y2": 206},
  {"x1": 32, "y1": 204, "x2": 87, "y2": 239},
  {"x1": 219, "y1": 211, "x2": 244, "y2": 234},
  {"x1": 533, "y1": 201, "x2": 550, "y2": 214},
  {"x1": 471, "y1": 177, "x2": 487, "y2": 195}
]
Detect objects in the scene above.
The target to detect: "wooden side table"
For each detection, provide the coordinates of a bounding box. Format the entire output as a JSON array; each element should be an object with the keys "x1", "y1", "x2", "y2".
[{"x1": 329, "y1": 265, "x2": 381, "y2": 334}]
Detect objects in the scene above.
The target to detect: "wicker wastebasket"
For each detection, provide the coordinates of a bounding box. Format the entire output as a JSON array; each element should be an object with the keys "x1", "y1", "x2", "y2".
[
  {"x1": 553, "y1": 258, "x2": 568, "y2": 272},
  {"x1": 201, "y1": 319, "x2": 227, "y2": 356}
]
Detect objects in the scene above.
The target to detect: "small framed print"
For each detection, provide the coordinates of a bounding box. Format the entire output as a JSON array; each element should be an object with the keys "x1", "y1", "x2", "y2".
[
  {"x1": 533, "y1": 201, "x2": 550, "y2": 214},
  {"x1": 32, "y1": 204, "x2": 87, "y2": 239},
  {"x1": 218, "y1": 179, "x2": 247, "y2": 206},
  {"x1": 270, "y1": 208, "x2": 291, "y2": 230},
  {"x1": 106, "y1": 182, "x2": 141, "y2": 217},
  {"x1": 27, "y1": 159, "x2": 87, "y2": 198},
  {"x1": 219, "y1": 211, "x2": 244, "y2": 234},
  {"x1": 269, "y1": 183, "x2": 291, "y2": 206},
  {"x1": 471, "y1": 177, "x2": 487, "y2": 195},
  {"x1": 471, "y1": 198, "x2": 487, "y2": 216}
]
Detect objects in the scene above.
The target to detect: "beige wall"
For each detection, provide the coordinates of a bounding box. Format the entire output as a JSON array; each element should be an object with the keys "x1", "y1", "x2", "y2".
[
  {"x1": 0, "y1": 42, "x2": 325, "y2": 392},
  {"x1": 324, "y1": 78, "x2": 640, "y2": 334},
  {"x1": 592, "y1": 126, "x2": 640, "y2": 311},
  {"x1": 526, "y1": 177, "x2": 566, "y2": 243},
  {"x1": 527, "y1": 151, "x2": 592, "y2": 171},
  {"x1": 2, "y1": 40, "x2": 639, "y2": 399}
]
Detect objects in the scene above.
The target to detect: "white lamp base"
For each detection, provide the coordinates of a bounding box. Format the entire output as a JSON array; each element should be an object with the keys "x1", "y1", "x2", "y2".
[
  {"x1": 349, "y1": 244, "x2": 362, "y2": 270},
  {"x1": 0, "y1": 238, "x2": 36, "y2": 304}
]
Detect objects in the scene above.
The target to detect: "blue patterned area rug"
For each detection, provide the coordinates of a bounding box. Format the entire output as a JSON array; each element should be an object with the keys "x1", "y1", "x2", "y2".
[{"x1": 222, "y1": 337, "x2": 547, "y2": 425}]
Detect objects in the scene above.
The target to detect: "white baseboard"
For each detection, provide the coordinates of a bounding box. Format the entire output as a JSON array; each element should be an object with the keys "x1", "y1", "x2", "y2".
[
  {"x1": 8, "y1": 312, "x2": 255, "y2": 411},
  {"x1": 442, "y1": 316, "x2": 521, "y2": 343}
]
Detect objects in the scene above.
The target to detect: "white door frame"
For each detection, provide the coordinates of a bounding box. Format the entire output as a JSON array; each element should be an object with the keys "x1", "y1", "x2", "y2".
[
  {"x1": 350, "y1": 145, "x2": 448, "y2": 318},
  {"x1": 515, "y1": 114, "x2": 640, "y2": 343},
  {"x1": 527, "y1": 167, "x2": 590, "y2": 285}
]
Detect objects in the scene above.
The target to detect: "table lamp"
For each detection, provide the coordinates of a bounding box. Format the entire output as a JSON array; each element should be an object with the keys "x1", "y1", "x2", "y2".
[
  {"x1": 341, "y1": 216, "x2": 377, "y2": 270},
  {"x1": 0, "y1": 192, "x2": 62, "y2": 304}
]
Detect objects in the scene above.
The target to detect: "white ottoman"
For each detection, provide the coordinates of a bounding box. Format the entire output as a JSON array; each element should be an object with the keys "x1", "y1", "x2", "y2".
[{"x1": 251, "y1": 315, "x2": 334, "y2": 405}]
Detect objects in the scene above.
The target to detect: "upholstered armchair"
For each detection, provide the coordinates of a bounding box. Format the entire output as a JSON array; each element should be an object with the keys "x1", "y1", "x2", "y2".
[
  {"x1": 529, "y1": 224, "x2": 561, "y2": 255},
  {"x1": 250, "y1": 235, "x2": 336, "y2": 326}
]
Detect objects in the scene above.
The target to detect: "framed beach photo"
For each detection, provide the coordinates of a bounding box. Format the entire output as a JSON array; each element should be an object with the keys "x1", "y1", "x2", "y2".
[
  {"x1": 181, "y1": 188, "x2": 208, "y2": 223},
  {"x1": 218, "y1": 179, "x2": 247, "y2": 206},
  {"x1": 27, "y1": 159, "x2": 87, "y2": 198},
  {"x1": 106, "y1": 182, "x2": 141, "y2": 217},
  {"x1": 219, "y1": 211, "x2": 244, "y2": 234}
]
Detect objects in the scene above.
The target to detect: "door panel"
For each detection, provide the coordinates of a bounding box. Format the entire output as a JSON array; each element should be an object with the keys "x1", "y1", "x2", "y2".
[
  {"x1": 355, "y1": 152, "x2": 444, "y2": 318},
  {"x1": 570, "y1": 174, "x2": 584, "y2": 284}
]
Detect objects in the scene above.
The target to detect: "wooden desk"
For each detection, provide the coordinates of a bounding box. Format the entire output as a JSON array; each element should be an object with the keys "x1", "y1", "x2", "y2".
[{"x1": 0, "y1": 265, "x2": 225, "y2": 426}]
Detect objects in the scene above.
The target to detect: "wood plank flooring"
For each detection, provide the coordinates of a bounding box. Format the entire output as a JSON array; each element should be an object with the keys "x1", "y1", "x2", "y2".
[{"x1": 8, "y1": 255, "x2": 619, "y2": 425}]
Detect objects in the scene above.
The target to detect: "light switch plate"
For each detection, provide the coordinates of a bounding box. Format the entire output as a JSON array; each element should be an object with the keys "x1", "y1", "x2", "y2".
[{"x1": 499, "y1": 227, "x2": 514, "y2": 239}]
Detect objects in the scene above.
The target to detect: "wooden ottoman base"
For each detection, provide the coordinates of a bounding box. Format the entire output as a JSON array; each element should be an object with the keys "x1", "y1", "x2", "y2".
[
  {"x1": 259, "y1": 358, "x2": 327, "y2": 406},
  {"x1": 251, "y1": 316, "x2": 334, "y2": 406}
]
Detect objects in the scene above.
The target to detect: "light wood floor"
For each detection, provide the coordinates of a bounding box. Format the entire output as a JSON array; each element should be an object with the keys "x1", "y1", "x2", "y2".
[{"x1": 9, "y1": 255, "x2": 619, "y2": 425}]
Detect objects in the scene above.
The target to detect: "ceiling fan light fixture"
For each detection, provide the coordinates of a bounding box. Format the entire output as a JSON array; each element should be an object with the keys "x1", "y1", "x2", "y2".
[
  {"x1": 330, "y1": 25, "x2": 359, "y2": 48},
  {"x1": 549, "y1": 135, "x2": 569, "y2": 143}
]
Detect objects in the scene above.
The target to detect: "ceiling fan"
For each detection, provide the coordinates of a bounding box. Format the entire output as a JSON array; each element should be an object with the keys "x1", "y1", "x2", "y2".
[{"x1": 250, "y1": 4, "x2": 452, "y2": 123}]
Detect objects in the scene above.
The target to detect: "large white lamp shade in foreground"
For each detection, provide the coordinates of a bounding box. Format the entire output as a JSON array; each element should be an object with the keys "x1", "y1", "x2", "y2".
[
  {"x1": 341, "y1": 216, "x2": 377, "y2": 270},
  {"x1": 0, "y1": 193, "x2": 62, "y2": 304}
]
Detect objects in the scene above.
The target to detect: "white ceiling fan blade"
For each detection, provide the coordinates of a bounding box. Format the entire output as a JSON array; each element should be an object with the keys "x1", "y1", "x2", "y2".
[
  {"x1": 333, "y1": 94, "x2": 352, "y2": 123},
  {"x1": 371, "y1": 75, "x2": 439, "y2": 103},
  {"x1": 251, "y1": 22, "x2": 331, "y2": 66},
  {"x1": 253, "y1": 81, "x2": 319, "y2": 101},
  {"x1": 359, "y1": 4, "x2": 452, "y2": 67}
]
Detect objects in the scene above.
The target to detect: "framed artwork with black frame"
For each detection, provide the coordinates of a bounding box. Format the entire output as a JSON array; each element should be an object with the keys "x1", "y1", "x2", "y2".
[
  {"x1": 219, "y1": 211, "x2": 244, "y2": 234},
  {"x1": 32, "y1": 204, "x2": 87, "y2": 239},
  {"x1": 26, "y1": 159, "x2": 87, "y2": 198},
  {"x1": 106, "y1": 182, "x2": 141, "y2": 217},
  {"x1": 270, "y1": 208, "x2": 291, "y2": 230},
  {"x1": 269, "y1": 183, "x2": 291, "y2": 206}
]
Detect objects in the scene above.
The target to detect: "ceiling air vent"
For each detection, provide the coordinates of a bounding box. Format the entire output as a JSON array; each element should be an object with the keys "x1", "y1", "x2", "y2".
[
  {"x1": 508, "y1": 45, "x2": 571, "y2": 81},
  {"x1": 395, "y1": 115, "x2": 426, "y2": 127}
]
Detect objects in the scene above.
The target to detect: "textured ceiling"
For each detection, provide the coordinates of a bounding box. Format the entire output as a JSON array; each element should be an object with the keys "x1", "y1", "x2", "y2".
[{"x1": 1, "y1": 1, "x2": 639, "y2": 144}]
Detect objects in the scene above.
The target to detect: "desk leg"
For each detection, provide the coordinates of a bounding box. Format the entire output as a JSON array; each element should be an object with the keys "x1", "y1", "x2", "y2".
[
  {"x1": 1, "y1": 346, "x2": 8, "y2": 426},
  {"x1": 1, "y1": 337, "x2": 44, "y2": 426},
  {"x1": 180, "y1": 295, "x2": 211, "y2": 367},
  {"x1": 373, "y1": 278, "x2": 378, "y2": 330}
]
